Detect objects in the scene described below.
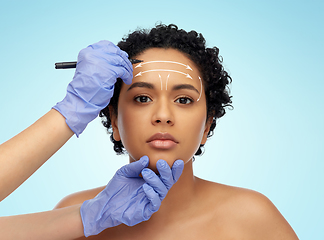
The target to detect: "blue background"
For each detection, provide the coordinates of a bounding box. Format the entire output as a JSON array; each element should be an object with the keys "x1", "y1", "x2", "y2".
[{"x1": 0, "y1": 0, "x2": 323, "y2": 239}]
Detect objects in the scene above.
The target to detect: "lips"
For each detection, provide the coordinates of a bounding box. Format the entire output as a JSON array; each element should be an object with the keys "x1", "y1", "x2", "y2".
[{"x1": 147, "y1": 132, "x2": 178, "y2": 149}]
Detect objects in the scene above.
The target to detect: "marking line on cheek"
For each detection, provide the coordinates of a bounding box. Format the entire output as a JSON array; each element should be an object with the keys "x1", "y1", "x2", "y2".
[
  {"x1": 135, "y1": 69, "x2": 193, "y2": 79},
  {"x1": 135, "y1": 61, "x2": 193, "y2": 71},
  {"x1": 197, "y1": 76, "x2": 202, "y2": 102}
]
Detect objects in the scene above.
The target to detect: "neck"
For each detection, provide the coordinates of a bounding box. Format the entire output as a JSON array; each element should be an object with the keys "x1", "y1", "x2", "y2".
[{"x1": 152, "y1": 159, "x2": 198, "y2": 221}]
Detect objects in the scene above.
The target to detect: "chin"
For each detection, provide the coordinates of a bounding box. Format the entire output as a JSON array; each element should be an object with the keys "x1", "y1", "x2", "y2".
[
  {"x1": 129, "y1": 152, "x2": 176, "y2": 170},
  {"x1": 135, "y1": 152, "x2": 193, "y2": 173},
  {"x1": 147, "y1": 154, "x2": 176, "y2": 173}
]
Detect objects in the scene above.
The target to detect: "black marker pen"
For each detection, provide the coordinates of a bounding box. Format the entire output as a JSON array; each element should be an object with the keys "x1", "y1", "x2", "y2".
[{"x1": 55, "y1": 59, "x2": 143, "y2": 69}]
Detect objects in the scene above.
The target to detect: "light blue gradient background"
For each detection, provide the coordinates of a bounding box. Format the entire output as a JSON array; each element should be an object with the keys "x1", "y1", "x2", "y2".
[{"x1": 0, "y1": 0, "x2": 323, "y2": 239}]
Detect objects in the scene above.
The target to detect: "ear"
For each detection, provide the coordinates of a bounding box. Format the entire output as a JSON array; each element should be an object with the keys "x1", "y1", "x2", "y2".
[
  {"x1": 109, "y1": 106, "x2": 121, "y2": 141},
  {"x1": 201, "y1": 117, "x2": 213, "y2": 145}
]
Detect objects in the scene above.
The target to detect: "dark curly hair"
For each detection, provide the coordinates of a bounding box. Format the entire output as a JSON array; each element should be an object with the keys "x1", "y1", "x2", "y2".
[{"x1": 99, "y1": 23, "x2": 232, "y2": 156}]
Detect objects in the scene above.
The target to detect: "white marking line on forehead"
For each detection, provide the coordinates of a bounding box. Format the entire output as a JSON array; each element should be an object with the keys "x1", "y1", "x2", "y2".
[
  {"x1": 166, "y1": 74, "x2": 170, "y2": 90},
  {"x1": 197, "y1": 76, "x2": 202, "y2": 102},
  {"x1": 158, "y1": 74, "x2": 162, "y2": 90},
  {"x1": 135, "y1": 69, "x2": 193, "y2": 79},
  {"x1": 135, "y1": 61, "x2": 193, "y2": 71}
]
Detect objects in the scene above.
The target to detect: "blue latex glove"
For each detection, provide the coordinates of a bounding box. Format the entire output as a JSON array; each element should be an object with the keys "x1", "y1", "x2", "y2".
[
  {"x1": 80, "y1": 156, "x2": 184, "y2": 237},
  {"x1": 53, "y1": 40, "x2": 133, "y2": 137}
]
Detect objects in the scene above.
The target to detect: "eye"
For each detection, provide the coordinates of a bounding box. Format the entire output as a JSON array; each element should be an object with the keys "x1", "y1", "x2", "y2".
[
  {"x1": 134, "y1": 95, "x2": 152, "y2": 103},
  {"x1": 175, "y1": 97, "x2": 193, "y2": 105}
]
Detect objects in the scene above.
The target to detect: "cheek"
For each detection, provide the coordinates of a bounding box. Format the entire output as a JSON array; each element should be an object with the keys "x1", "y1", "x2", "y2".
[
  {"x1": 177, "y1": 108, "x2": 208, "y2": 156},
  {"x1": 117, "y1": 107, "x2": 137, "y2": 141},
  {"x1": 180, "y1": 105, "x2": 207, "y2": 133},
  {"x1": 117, "y1": 104, "x2": 148, "y2": 152}
]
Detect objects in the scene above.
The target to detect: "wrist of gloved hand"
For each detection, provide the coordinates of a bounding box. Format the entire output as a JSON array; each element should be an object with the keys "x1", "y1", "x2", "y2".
[{"x1": 53, "y1": 78, "x2": 114, "y2": 137}]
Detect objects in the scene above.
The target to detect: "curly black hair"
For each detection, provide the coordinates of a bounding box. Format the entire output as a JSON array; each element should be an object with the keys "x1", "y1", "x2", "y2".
[{"x1": 99, "y1": 23, "x2": 232, "y2": 156}]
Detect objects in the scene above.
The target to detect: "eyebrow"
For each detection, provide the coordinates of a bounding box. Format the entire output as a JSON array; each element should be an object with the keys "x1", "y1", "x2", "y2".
[
  {"x1": 172, "y1": 84, "x2": 199, "y2": 94},
  {"x1": 127, "y1": 82, "x2": 199, "y2": 94},
  {"x1": 127, "y1": 82, "x2": 154, "y2": 91}
]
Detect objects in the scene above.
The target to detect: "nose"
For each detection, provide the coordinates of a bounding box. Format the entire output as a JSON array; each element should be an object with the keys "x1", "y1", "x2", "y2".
[{"x1": 152, "y1": 98, "x2": 174, "y2": 126}]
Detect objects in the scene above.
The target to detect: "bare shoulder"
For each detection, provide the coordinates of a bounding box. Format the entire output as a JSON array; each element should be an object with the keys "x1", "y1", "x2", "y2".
[
  {"x1": 196, "y1": 178, "x2": 299, "y2": 239},
  {"x1": 54, "y1": 186, "x2": 105, "y2": 209}
]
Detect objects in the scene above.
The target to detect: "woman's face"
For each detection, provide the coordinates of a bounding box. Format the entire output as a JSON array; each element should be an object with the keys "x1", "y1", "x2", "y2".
[{"x1": 111, "y1": 48, "x2": 211, "y2": 171}]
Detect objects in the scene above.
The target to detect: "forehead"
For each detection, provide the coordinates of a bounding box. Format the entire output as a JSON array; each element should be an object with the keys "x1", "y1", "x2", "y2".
[
  {"x1": 132, "y1": 48, "x2": 201, "y2": 83},
  {"x1": 135, "y1": 48, "x2": 193, "y2": 64}
]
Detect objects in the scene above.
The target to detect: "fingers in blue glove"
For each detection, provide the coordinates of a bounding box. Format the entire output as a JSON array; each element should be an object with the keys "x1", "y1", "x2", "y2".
[
  {"x1": 79, "y1": 40, "x2": 133, "y2": 85},
  {"x1": 99, "y1": 41, "x2": 133, "y2": 76},
  {"x1": 141, "y1": 168, "x2": 168, "y2": 199},
  {"x1": 117, "y1": 155, "x2": 149, "y2": 178},
  {"x1": 156, "y1": 159, "x2": 184, "y2": 190},
  {"x1": 90, "y1": 51, "x2": 133, "y2": 85},
  {"x1": 89, "y1": 40, "x2": 129, "y2": 62},
  {"x1": 171, "y1": 160, "x2": 185, "y2": 182},
  {"x1": 142, "y1": 183, "x2": 161, "y2": 212},
  {"x1": 156, "y1": 160, "x2": 174, "y2": 190}
]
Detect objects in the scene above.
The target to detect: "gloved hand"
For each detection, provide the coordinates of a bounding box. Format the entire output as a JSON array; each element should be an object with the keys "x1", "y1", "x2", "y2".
[
  {"x1": 53, "y1": 40, "x2": 133, "y2": 137},
  {"x1": 80, "y1": 156, "x2": 184, "y2": 237}
]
